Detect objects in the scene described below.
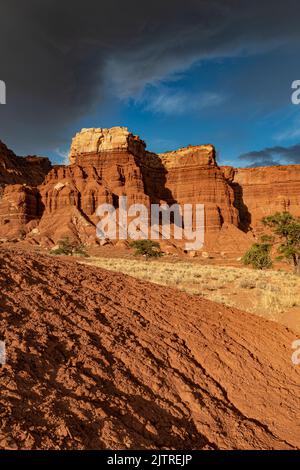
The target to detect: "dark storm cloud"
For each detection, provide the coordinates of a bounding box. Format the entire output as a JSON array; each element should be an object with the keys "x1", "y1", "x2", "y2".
[
  {"x1": 238, "y1": 144, "x2": 300, "y2": 166},
  {"x1": 1, "y1": 0, "x2": 300, "y2": 154}
]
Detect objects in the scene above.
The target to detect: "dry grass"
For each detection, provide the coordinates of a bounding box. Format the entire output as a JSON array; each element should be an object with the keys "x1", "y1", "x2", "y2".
[{"x1": 83, "y1": 257, "x2": 300, "y2": 323}]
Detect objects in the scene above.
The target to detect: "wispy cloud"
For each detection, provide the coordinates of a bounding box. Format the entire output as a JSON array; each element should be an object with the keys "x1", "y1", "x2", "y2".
[
  {"x1": 275, "y1": 117, "x2": 300, "y2": 142},
  {"x1": 55, "y1": 147, "x2": 69, "y2": 165},
  {"x1": 134, "y1": 86, "x2": 226, "y2": 116},
  {"x1": 2, "y1": 1, "x2": 300, "y2": 153}
]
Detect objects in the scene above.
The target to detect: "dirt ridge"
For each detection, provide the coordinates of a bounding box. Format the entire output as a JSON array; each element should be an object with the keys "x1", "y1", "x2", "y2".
[{"x1": 0, "y1": 249, "x2": 299, "y2": 449}]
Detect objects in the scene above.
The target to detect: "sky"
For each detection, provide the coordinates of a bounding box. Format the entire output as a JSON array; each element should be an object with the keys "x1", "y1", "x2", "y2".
[{"x1": 1, "y1": 0, "x2": 300, "y2": 167}]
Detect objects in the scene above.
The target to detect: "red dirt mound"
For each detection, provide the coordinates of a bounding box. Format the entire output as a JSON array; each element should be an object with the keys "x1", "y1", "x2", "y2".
[{"x1": 0, "y1": 249, "x2": 299, "y2": 450}]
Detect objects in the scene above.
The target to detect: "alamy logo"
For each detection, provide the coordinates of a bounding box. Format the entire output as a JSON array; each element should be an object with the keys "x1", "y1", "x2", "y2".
[
  {"x1": 0, "y1": 80, "x2": 6, "y2": 104},
  {"x1": 291, "y1": 339, "x2": 300, "y2": 365},
  {"x1": 96, "y1": 196, "x2": 205, "y2": 251},
  {"x1": 0, "y1": 341, "x2": 6, "y2": 365},
  {"x1": 291, "y1": 80, "x2": 300, "y2": 105}
]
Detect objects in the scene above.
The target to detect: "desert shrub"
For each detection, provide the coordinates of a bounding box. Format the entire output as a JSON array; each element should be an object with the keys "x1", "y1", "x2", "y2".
[
  {"x1": 130, "y1": 239, "x2": 162, "y2": 258},
  {"x1": 74, "y1": 243, "x2": 89, "y2": 257},
  {"x1": 242, "y1": 243, "x2": 272, "y2": 270},
  {"x1": 51, "y1": 237, "x2": 73, "y2": 255},
  {"x1": 51, "y1": 237, "x2": 89, "y2": 257},
  {"x1": 238, "y1": 279, "x2": 256, "y2": 289}
]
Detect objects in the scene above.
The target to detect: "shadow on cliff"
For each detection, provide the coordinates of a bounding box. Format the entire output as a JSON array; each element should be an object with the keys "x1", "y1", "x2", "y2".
[
  {"x1": 229, "y1": 181, "x2": 252, "y2": 232},
  {"x1": 135, "y1": 152, "x2": 177, "y2": 205},
  {"x1": 37, "y1": 191, "x2": 45, "y2": 220},
  {"x1": 134, "y1": 152, "x2": 184, "y2": 229}
]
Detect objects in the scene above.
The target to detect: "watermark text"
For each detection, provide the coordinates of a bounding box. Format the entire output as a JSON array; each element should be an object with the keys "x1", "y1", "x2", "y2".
[
  {"x1": 0, "y1": 80, "x2": 6, "y2": 104},
  {"x1": 0, "y1": 341, "x2": 6, "y2": 365},
  {"x1": 96, "y1": 197, "x2": 205, "y2": 251},
  {"x1": 292, "y1": 339, "x2": 300, "y2": 365}
]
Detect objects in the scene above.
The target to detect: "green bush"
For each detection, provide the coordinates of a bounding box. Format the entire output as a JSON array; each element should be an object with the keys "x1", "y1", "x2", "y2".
[
  {"x1": 51, "y1": 237, "x2": 89, "y2": 257},
  {"x1": 242, "y1": 243, "x2": 272, "y2": 270},
  {"x1": 262, "y1": 212, "x2": 300, "y2": 275},
  {"x1": 130, "y1": 239, "x2": 162, "y2": 258}
]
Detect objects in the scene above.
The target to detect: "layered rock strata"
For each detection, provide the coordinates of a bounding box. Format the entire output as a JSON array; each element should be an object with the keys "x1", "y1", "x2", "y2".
[{"x1": 0, "y1": 128, "x2": 299, "y2": 253}]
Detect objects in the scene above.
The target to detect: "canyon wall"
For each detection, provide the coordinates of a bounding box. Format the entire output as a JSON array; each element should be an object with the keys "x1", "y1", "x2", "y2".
[
  {"x1": 0, "y1": 141, "x2": 51, "y2": 186},
  {"x1": 223, "y1": 165, "x2": 300, "y2": 234},
  {"x1": 0, "y1": 141, "x2": 51, "y2": 240},
  {"x1": 36, "y1": 128, "x2": 248, "y2": 250},
  {"x1": 0, "y1": 128, "x2": 299, "y2": 254}
]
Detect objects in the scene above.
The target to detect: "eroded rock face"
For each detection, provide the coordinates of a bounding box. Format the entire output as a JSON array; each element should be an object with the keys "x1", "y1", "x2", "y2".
[
  {"x1": 0, "y1": 185, "x2": 42, "y2": 240},
  {"x1": 35, "y1": 129, "x2": 243, "y2": 248},
  {"x1": 1, "y1": 128, "x2": 300, "y2": 253},
  {"x1": 69, "y1": 127, "x2": 146, "y2": 164},
  {"x1": 37, "y1": 141, "x2": 151, "y2": 244},
  {"x1": 0, "y1": 141, "x2": 51, "y2": 240},
  {"x1": 225, "y1": 165, "x2": 300, "y2": 233},
  {"x1": 158, "y1": 145, "x2": 239, "y2": 234},
  {"x1": 0, "y1": 141, "x2": 51, "y2": 186},
  {"x1": 159, "y1": 144, "x2": 217, "y2": 168}
]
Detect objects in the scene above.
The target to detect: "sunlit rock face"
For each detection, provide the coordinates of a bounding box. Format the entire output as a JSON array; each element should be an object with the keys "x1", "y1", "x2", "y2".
[{"x1": 1, "y1": 127, "x2": 299, "y2": 253}]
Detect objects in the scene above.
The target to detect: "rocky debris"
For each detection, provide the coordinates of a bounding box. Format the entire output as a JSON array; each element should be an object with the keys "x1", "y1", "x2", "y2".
[{"x1": 0, "y1": 248, "x2": 299, "y2": 449}]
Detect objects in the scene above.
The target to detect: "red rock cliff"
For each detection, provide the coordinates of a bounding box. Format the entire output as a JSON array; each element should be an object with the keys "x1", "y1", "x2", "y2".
[
  {"x1": 222, "y1": 165, "x2": 300, "y2": 234},
  {"x1": 0, "y1": 141, "x2": 51, "y2": 186},
  {"x1": 1, "y1": 128, "x2": 300, "y2": 254},
  {"x1": 0, "y1": 141, "x2": 51, "y2": 240},
  {"x1": 35, "y1": 128, "x2": 249, "y2": 250}
]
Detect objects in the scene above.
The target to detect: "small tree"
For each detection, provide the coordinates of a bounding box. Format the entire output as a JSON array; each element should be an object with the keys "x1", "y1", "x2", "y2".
[
  {"x1": 51, "y1": 237, "x2": 89, "y2": 257},
  {"x1": 51, "y1": 237, "x2": 73, "y2": 255},
  {"x1": 242, "y1": 242, "x2": 273, "y2": 270},
  {"x1": 262, "y1": 212, "x2": 300, "y2": 275},
  {"x1": 130, "y1": 239, "x2": 162, "y2": 259}
]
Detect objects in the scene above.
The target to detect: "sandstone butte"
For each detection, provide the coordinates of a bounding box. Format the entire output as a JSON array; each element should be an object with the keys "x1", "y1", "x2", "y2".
[{"x1": 0, "y1": 126, "x2": 299, "y2": 254}]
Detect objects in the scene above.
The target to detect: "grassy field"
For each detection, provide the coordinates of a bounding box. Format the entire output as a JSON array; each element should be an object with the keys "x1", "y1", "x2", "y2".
[{"x1": 83, "y1": 256, "x2": 300, "y2": 331}]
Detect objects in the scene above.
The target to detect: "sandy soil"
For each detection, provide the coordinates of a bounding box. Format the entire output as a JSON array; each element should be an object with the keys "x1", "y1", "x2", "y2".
[
  {"x1": 84, "y1": 256, "x2": 300, "y2": 333},
  {"x1": 0, "y1": 248, "x2": 299, "y2": 449}
]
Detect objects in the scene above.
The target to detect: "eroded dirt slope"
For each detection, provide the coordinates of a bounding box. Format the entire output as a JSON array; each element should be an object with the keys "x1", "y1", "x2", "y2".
[{"x1": 0, "y1": 249, "x2": 299, "y2": 449}]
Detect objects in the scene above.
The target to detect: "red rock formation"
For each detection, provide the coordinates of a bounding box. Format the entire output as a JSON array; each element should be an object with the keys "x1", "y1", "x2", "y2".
[
  {"x1": 223, "y1": 165, "x2": 300, "y2": 234},
  {"x1": 0, "y1": 185, "x2": 42, "y2": 240},
  {"x1": 0, "y1": 141, "x2": 51, "y2": 240},
  {"x1": 0, "y1": 140, "x2": 51, "y2": 186},
  {"x1": 36, "y1": 128, "x2": 151, "y2": 244},
  {"x1": 144, "y1": 145, "x2": 253, "y2": 252},
  {"x1": 158, "y1": 145, "x2": 239, "y2": 231},
  {"x1": 1, "y1": 128, "x2": 300, "y2": 254},
  {"x1": 34, "y1": 128, "x2": 250, "y2": 250}
]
